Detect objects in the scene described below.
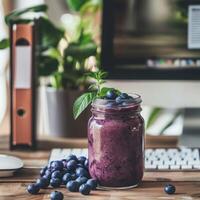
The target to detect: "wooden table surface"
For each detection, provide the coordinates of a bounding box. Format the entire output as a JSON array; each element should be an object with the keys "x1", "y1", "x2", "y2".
[{"x1": 0, "y1": 135, "x2": 200, "y2": 200}]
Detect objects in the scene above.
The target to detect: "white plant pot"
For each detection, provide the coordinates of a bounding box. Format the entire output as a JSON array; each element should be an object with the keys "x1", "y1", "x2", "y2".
[{"x1": 43, "y1": 87, "x2": 90, "y2": 138}]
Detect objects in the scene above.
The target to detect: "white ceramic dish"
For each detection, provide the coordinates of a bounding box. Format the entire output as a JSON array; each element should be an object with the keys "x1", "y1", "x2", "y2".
[{"x1": 0, "y1": 154, "x2": 24, "y2": 177}]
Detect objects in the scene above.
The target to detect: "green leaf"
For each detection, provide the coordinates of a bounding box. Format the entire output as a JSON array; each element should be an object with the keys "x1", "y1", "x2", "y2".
[
  {"x1": 159, "y1": 110, "x2": 182, "y2": 135},
  {"x1": 66, "y1": 0, "x2": 88, "y2": 11},
  {"x1": 0, "y1": 39, "x2": 9, "y2": 49},
  {"x1": 65, "y1": 42, "x2": 97, "y2": 60},
  {"x1": 73, "y1": 92, "x2": 96, "y2": 119},
  {"x1": 80, "y1": 0, "x2": 102, "y2": 15},
  {"x1": 5, "y1": 4, "x2": 48, "y2": 25},
  {"x1": 86, "y1": 71, "x2": 97, "y2": 79},
  {"x1": 79, "y1": 32, "x2": 93, "y2": 45},
  {"x1": 146, "y1": 107, "x2": 162, "y2": 129},
  {"x1": 8, "y1": 19, "x2": 33, "y2": 24},
  {"x1": 97, "y1": 70, "x2": 108, "y2": 79},
  {"x1": 86, "y1": 70, "x2": 107, "y2": 80},
  {"x1": 43, "y1": 48, "x2": 62, "y2": 63},
  {"x1": 38, "y1": 56, "x2": 59, "y2": 76},
  {"x1": 38, "y1": 17, "x2": 64, "y2": 49},
  {"x1": 88, "y1": 83, "x2": 97, "y2": 90},
  {"x1": 50, "y1": 72, "x2": 63, "y2": 89}
]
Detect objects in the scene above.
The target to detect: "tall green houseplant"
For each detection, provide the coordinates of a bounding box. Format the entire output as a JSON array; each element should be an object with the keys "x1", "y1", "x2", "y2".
[{"x1": 0, "y1": 1, "x2": 102, "y2": 137}]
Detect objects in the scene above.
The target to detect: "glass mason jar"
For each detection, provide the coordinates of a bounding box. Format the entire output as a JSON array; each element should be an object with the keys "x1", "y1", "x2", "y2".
[{"x1": 88, "y1": 94, "x2": 144, "y2": 188}]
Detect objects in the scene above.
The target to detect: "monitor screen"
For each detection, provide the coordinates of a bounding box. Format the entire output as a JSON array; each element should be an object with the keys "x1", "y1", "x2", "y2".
[
  {"x1": 114, "y1": 0, "x2": 200, "y2": 69},
  {"x1": 101, "y1": 0, "x2": 200, "y2": 79}
]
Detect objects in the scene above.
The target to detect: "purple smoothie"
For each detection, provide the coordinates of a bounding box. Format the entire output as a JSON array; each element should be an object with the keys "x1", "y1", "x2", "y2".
[{"x1": 88, "y1": 95, "x2": 144, "y2": 187}]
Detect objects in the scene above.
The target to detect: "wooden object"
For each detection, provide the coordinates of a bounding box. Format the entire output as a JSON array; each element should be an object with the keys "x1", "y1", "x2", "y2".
[
  {"x1": 0, "y1": 135, "x2": 199, "y2": 200},
  {"x1": 10, "y1": 22, "x2": 36, "y2": 149}
]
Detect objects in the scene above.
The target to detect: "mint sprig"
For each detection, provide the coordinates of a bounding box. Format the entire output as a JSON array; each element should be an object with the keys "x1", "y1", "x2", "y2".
[
  {"x1": 73, "y1": 92, "x2": 96, "y2": 119},
  {"x1": 73, "y1": 70, "x2": 117, "y2": 119},
  {"x1": 86, "y1": 70, "x2": 107, "y2": 95}
]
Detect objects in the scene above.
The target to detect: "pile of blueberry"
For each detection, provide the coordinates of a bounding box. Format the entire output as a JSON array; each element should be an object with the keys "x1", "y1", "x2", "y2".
[
  {"x1": 27, "y1": 155, "x2": 98, "y2": 200},
  {"x1": 105, "y1": 90, "x2": 134, "y2": 105}
]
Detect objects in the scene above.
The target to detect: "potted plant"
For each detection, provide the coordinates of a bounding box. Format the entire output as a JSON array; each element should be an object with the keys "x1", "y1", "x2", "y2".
[{"x1": 0, "y1": 1, "x2": 102, "y2": 137}]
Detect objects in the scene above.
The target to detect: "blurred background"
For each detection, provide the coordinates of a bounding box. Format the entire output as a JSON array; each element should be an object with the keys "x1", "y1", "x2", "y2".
[{"x1": 1, "y1": 0, "x2": 199, "y2": 140}]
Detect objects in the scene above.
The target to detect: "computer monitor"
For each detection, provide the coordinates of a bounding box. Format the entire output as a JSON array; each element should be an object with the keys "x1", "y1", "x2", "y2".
[
  {"x1": 101, "y1": 0, "x2": 200, "y2": 146},
  {"x1": 102, "y1": 0, "x2": 200, "y2": 79}
]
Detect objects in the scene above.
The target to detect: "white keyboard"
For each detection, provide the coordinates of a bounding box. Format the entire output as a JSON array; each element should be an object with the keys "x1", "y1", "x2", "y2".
[{"x1": 49, "y1": 148, "x2": 200, "y2": 171}]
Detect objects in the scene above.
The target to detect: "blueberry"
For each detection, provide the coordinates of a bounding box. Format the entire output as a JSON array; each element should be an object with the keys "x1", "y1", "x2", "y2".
[
  {"x1": 164, "y1": 184, "x2": 176, "y2": 194},
  {"x1": 86, "y1": 179, "x2": 98, "y2": 190},
  {"x1": 48, "y1": 161, "x2": 53, "y2": 169},
  {"x1": 67, "y1": 160, "x2": 77, "y2": 171},
  {"x1": 62, "y1": 173, "x2": 72, "y2": 185},
  {"x1": 76, "y1": 176, "x2": 88, "y2": 185},
  {"x1": 50, "y1": 178, "x2": 62, "y2": 188},
  {"x1": 62, "y1": 159, "x2": 68, "y2": 168},
  {"x1": 75, "y1": 167, "x2": 89, "y2": 178},
  {"x1": 62, "y1": 168, "x2": 71, "y2": 175},
  {"x1": 50, "y1": 191, "x2": 64, "y2": 200},
  {"x1": 71, "y1": 173, "x2": 77, "y2": 180},
  {"x1": 27, "y1": 184, "x2": 40, "y2": 195},
  {"x1": 40, "y1": 166, "x2": 47, "y2": 177},
  {"x1": 77, "y1": 163, "x2": 85, "y2": 168},
  {"x1": 79, "y1": 184, "x2": 91, "y2": 195},
  {"x1": 51, "y1": 170, "x2": 62, "y2": 179},
  {"x1": 45, "y1": 169, "x2": 52, "y2": 177},
  {"x1": 66, "y1": 180, "x2": 79, "y2": 192},
  {"x1": 66, "y1": 154, "x2": 78, "y2": 162},
  {"x1": 106, "y1": 90, "x2": 117, "y2": 99},
  {"x1": 62, "y1": 159, "x2": 67, "y2": 162},
  {"x1": 43, "y1": 174, "x2": 51, "y2": 181},
  {"x1": 51, "y1": 161, "x2": 63, "y2": 171},
  {"x1": 36, "y1": 177, "x2": 49, "y2": 189},
  {"x1": 120, "y1": 93, "x2": 129, "y2": 99},
  {"x1": 78, "y1": 156, "x2": 86, "y2": 165},
  {"x1": 115, "y1": 96, "x2": 123, "y2": 104},
  {"x1": 84, "y1": 159, "x2": 89, "y2": 169}
]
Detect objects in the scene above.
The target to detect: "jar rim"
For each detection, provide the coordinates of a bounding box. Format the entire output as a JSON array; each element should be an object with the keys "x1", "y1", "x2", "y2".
[{"x1": 92, "y1": 93, "x2": 142, "y2": 110}]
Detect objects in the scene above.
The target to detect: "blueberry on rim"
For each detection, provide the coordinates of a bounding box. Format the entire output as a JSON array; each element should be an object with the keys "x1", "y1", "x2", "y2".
[
  {"x1": 120, "y1": 93, "x2": 129, "y2": 99},
  {"x1": 115, "y1": 96, "x2": 123, "y2": 104},
  {"x1": 106, "y1": 90, "x2": 117, "y2": 100}
]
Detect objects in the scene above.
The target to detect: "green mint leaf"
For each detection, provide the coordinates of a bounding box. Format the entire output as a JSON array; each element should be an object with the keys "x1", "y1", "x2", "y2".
[
  {"x1": 86, "y1": 70, "x2": 108, "y2": 81},
  {"x1": 98, "y1": 87, "x2": 112, "y2": 97},
  {"x1": 98, "y1": 71, "x2": 108, "y2": 79},
  {"x1": 0, "y1": 38, "x2": 9, "y2": 49},
  {"x1": 73, "y1": 92, "x2": 96, "y2": 119},
  {"x1": 86, "y1": 72, "x2": 97, "y2": 79},
  {"x1": 88, "y1": 83, "x2": 97, "y2": 90},
  {"x1": 99, "y1": 80, "x2": 106, "y2": 84}
]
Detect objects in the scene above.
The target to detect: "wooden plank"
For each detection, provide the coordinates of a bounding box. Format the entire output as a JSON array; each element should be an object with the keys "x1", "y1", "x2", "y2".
[
  {"x1": 0, "y1": 135, "x2": 178, "y2": 151},
  {"x1": 0, "y1": 182, "x2": 200, "y2": 200},
  {"x1": 0, "y1": 135, "x2": 88, "y2": 151},
  {"x1": 1, "y1": 169, "x2": 200, "y2": 183},
  {"x1": 0, "y1": 135, "x2": 200, "y2": 200}
]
